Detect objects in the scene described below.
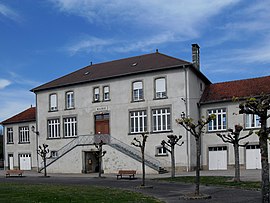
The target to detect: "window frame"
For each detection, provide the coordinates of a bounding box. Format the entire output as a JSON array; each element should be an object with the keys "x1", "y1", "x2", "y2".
[
  {"x1": 207, "y1": 108, "x2": 227, "y2": 132},
  {"x1": 132, "y1": 81, "x2": 144, "y2": 102},
  {"x1": 129, "y1": 109, "x2": 147, "y2": 134},
  {"x1": 49, "y1": 93, "x2": 58, "y2": 112},
  {"x1": 19, "y1": 126, "x2": 30, "y2": 144},
  {"x1": 65, "y1": 91, "x2": 75, "y2": 109},
  {"x1": 103, "y1": 86, "x2": 110, "y2": 101},
  {"x1": 7, "y1": 127, "x2": 14, "y2": 144},
  {"x1": 245, "y1": 114, "x2": 261, "y2": 129},
  {"x1": 47, "y1": 118, "x2": 61, "y2": 139},
  {"x1": 63, "y1": 117, "x2": 77, "y2": 138},
  {"x1": 154, "y1": 77, "x2": 167, "y2": 99},
  {"x1": 93, "y1": 87, "x2": 100, "y2": 102},
  {"x1": 152, "y1": 107, "x2": 171, "y2": 132}
]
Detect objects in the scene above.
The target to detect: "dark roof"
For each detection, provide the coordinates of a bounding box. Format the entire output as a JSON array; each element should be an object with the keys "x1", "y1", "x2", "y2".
[
  {"x1": 200, "y1": 75, "x2": 270, "y2": 104},
  {"x1": 1, "y1": 107, "x2": 36, "y2": 125},
  {"x1": 31, "y1": 52, "x2": 210, "y2": 92}
]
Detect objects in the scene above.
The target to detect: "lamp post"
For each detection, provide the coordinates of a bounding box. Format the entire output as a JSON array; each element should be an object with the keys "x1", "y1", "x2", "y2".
[{"x1": 31, "y1": 126, "x2": 39, "y2": 172}]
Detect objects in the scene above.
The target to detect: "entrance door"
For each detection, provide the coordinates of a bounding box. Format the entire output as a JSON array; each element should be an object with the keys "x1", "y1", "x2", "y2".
[
  {"x1": 8, "y1": 154, "x2": 14, "y2": 170},
  {"x1": 209, "y1": 146, "x2": 227, "y2": 170},
  {"x1": 95, "y1": 114, "x2": 110, "y2": 134},
  {"x1": 19, "y1": 154, "x2": 31, "y2": 170},
  {"x1": 84, "y1": 152, "x2": 99, "y2": 173},
  {"x1": 246, "y1": 145, "x2": 261, "y2": 169}
]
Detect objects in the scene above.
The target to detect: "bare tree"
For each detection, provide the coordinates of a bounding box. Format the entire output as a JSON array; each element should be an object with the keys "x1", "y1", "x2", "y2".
[
  {"x1": 176, "y1": 114, "x2": 215, "y2": 196},
  {"x1": 161, "y1": 134, "x2": 184, "y2": 178},
  {"x1": 38, "y1": 144, "x2": 49, "y2": 177},
  {"x1": 217, "y1": 125, "x2": 252, "y2": 182},
  {"x1": 131, "y1": 133, "x2": 148, "y2": 186},
  {"x1": 239, "y1": 95, "x2": 270, "y2": 203},
  {"x1": 94, "y1": 140, "x2": 107, "y2": 178}
]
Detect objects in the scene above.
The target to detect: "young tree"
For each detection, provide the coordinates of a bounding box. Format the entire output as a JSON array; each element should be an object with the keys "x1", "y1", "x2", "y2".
[
  {"x1": 217, "y1": 125, "x2": 252, "y2": 182},
  {"x1": 176, "y1": 114, "x2": 215, "y2": 196},
  {"x1": 131, "y1": 133, "x2": 148, "y2": 187},
  {"x1": 38, "y1": 144, "x2": 50, "y2": 177},
  {"x1": 239, "y1": 95, "x2": 270, "y2": 203},
  {"x1": 94, "y1": 140, "x2": 107, "y2": 178},
  {"x1": 161, "y1": 134, "x2": 184, "y2": 178}
]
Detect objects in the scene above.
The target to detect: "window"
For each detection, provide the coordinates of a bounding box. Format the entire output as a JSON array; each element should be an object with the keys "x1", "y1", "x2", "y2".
[
  {"x1": 66, "y1": 91, "x2": 74, "y2": 109},
  {"x1": 103, "y1": 86, "x2": 110, "y2": 101},
  {"x1": 130, "y1": 110, "x2": 147, "y2": 133},
  {"x1": 51, "y1": 151, "x2": 58, "y2": 158},
  {"x1": 93, "y1": 87, "x2": 100, "y2": 102},
  {"x1": 152, "y1": 108, "x2": 171, "y2": 132},
  {"x1": 48, "y1": 118, "x2": 60, "y2": 138},
  {"x1": 7, "y1": 127, "x2": 13, "y2": 144},
  {"x1": 155, "y1": 78, "x2": 166, "y2": 99},
  {"x1": 156, "y1": 146, "x2": 167, "y2": 156},
  {"x1": 245, "y1": 114, "x2": 261, "y2": 129},
  {"x1": 63, "y1": 117, "x2": 77, "y2": 137},
  {"x1": 208, "y1": 108, "x2": 227, "y2": 131},
  {"x1": 132, "y1": 81, "x2": 143, "y2": 101},
  {"x1": 19, "y1": 126, "x2": 30, "y2": 143},
  {"x1": 49, "y1": 94, "x2": 57, "y2": 111}
]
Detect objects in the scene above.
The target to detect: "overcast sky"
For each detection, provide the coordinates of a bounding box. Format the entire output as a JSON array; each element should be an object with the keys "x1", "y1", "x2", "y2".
[{"x1": 1, "y1": 0, "x2": 270, "y2": 122}]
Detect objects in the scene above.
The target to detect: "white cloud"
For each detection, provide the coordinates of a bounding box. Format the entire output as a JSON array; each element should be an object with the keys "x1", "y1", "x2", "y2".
[
  {"x1": 0, "y1": 79, "x2": 11, "y2": 89},
  {"x1": 0, "y1": 3, "x2": 21, "y2": 22}
]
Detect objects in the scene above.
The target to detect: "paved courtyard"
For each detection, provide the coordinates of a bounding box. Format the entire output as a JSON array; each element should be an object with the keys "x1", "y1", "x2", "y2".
[{"x1": 0, "y1": 169, "x2": 262, "y2": 203}]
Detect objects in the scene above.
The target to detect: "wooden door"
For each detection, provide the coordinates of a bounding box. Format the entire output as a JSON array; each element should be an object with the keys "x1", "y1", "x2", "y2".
[{"x1": 95, "y1": 114, "x2": 110, "y2": 134}]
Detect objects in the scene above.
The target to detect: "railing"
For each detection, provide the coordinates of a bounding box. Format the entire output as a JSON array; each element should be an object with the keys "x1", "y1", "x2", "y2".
[{"x1": 108, "y1": 136, "x2": 162, "y2": 171}]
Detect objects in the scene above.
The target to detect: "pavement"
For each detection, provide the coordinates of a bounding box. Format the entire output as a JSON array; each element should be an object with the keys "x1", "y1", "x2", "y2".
[{"x1": 0, "y1": 169, "x2": 262, "y2": 203}]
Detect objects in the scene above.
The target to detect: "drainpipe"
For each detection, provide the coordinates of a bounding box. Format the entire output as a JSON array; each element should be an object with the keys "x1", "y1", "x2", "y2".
[
  {"x1": 2, "y1": 126, "x2": 5, "y2": 170},
  {"x1": 183, "y1": 65, "x2": 190, "y2": 172}
]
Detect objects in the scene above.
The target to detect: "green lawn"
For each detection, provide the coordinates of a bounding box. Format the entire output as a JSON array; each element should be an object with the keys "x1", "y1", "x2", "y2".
[
  {"x1": 156, "y1": 176, "x2": 261, "y2": 190},
  {"x1": 0, "y1": 182, "x2": 162, "y2": 203}
]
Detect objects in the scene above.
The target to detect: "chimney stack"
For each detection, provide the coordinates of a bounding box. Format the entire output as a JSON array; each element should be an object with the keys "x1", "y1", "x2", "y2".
[{"x1": 192, "y1": 44, "x2": 200, "y2": 70}]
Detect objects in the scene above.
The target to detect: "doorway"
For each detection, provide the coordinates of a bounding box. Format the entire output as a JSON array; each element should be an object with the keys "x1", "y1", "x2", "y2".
[
  {"x1": 84, "y1": 151, "x2": 99, "y2": 173},
  {"x1": 8, "y1": 154, "x2": 14, "y2": 170},
  {"x1": 95, "y1": 114, "x2": 110, "y2": 134}
]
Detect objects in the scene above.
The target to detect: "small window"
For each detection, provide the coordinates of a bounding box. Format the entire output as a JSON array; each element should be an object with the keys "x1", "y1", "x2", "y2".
[
  {"x1": 19, "y1": 126, "x2": 30, "y2": 143},
  {"x1": 66, "y1": 91, "x2": 74, "y2": 109},
  {"x1": 49, "y1": 94, "x2": 58, "y2": 111},
  {"x1": 208, "y1": 108, "x2": 227, "y2": 131},
  {"x1": 156, "y1": 146, "x2": 167, "y2": 156},
  {"x1": 155, "y1": 78, "x2": 167, "y2": 99},
  {"x1": 93, "y1": 87, "x2": 100, "y2": 102},
  {"x1": 51, "y1": 151, "x2": 58, "y2": 158},
  {"x1": 245, "y1": 114, "x2": 261, "y2": 129},
  {"x1": 7, "y1": 127, "x2": 14, "y2": 144},
  {"x1": 132, "y1": 81, "x2": 143, "y2": 101},
  {"x1": 103, "y1": 86, "x2": 110, "y2": 101}
]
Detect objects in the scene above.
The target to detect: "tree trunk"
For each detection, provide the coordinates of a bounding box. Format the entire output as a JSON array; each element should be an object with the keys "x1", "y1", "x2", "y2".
[
  {"x1": 171, "y1": 145, "x2": 175, "y2": 178},
  {"x1": 195, "y1": 138, "x2": 200, "y2": 195},
  {"x1": 234, "y1": 143, "x2": 240, "y2": 182},
  {"x1": 98, "y1": 150, "x2": 102, "y2": 178},
  {"x1": 142, "y1": 149, "x2": 145, "y2": 186},
  {"x1": 260, "y1": 119, "x2": 269, "y2": 203},
  {"x1": 43, "y1": 156, "x2": 47, "y2": 177}
]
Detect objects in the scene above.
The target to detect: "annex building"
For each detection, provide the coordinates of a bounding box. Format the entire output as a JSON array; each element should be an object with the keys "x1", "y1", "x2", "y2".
[{"x1": 1, "y1": 44, "x2": 270, "y2": 174}]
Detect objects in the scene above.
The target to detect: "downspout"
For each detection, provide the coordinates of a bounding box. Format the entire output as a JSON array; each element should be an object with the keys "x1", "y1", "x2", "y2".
[
  {"x1": 35, "y1": 93, "x2": 39, "y2": 172},
  {"x1": 183, "y1": 65, "x2": 190, "y2": 172},
  {"x1": 2, "y1": 126, "x2": 5, "y2": 170}
]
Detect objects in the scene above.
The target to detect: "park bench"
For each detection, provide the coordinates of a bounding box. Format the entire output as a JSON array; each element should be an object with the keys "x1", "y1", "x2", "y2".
[
  {"x1": 6, "y1": 169, "x2": 23, "y2": 177},
  {"x1": 116, "y1": 170, "x2": 136, "y2": 179}
]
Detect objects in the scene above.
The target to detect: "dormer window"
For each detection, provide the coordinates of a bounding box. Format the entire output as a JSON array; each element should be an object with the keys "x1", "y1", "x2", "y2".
[{"x1": 49, "y1": 93, "x2": 57, "y2": 111}]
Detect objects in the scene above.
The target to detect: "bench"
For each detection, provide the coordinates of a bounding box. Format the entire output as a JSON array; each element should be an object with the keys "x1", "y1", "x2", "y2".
[
  {"x1": 6, "y1": 170, "x2": 23, "y2": 177},
  {"x1": 117, "y1": 170, "x2": 136, "y2": 179}
]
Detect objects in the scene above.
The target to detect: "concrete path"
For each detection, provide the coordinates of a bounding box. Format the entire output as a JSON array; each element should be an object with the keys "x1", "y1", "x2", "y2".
[{"x1": 0, "y1": 170, "x2": 261, "y2": 203}]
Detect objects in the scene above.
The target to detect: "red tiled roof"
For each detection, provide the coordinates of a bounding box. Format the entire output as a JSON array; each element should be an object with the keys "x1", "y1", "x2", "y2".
[
  {"x1": 31, "y1": 52, "x2": 210, "y2": 92},
  {"x1": 200, "y1": 75, "x2": 270, "y2": 104},
  {"x1": 1, "y1": 107, "x2": 36, "y2": 125}
]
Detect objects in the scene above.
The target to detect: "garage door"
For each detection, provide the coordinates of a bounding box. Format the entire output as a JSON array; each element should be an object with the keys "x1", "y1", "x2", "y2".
[
  {"x1": 209, "y1": 146, "x2": 227, "y2": 170},
  {"x1": 19, "y1": 154, "x2": 31, "y2": 170},
  {"x1": 246, "y1": 145, "x2": 261, "y2": 169}
]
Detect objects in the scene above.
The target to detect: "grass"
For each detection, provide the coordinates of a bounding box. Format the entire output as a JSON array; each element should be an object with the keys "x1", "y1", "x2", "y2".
[
  {"x1": 156, "y1": 176, "x2": 261, "y2": 190},
  {"x1": 0, "y1": 182, "x2": 162, "y2": 203}
]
